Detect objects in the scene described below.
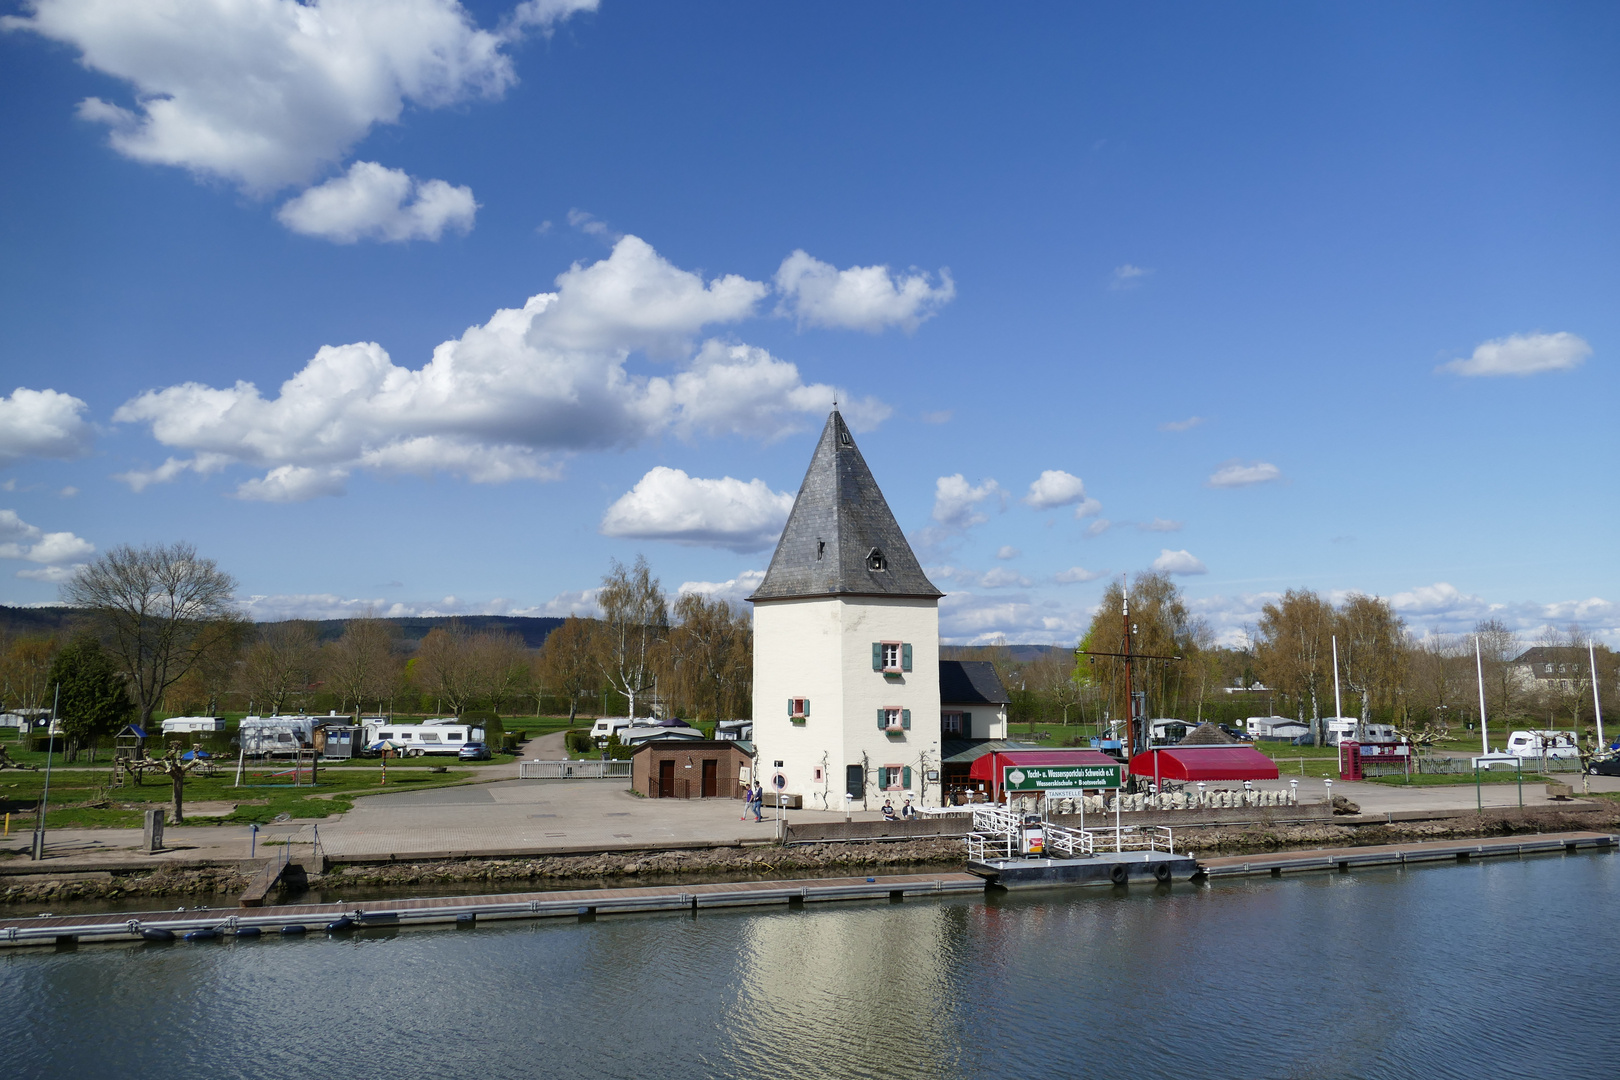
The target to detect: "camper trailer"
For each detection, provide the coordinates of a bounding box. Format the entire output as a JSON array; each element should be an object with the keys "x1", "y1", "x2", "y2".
[
  {"x1": 362, "y1": 719, "x2": 485, "y2": 756},
  {"x1": 161, "y1": 716, "x2": 226, "y2": 735},
  {"x1": 238, "y1": 715, "x2": 322, "y2": 758},
  {"x1": 1505, "y1": 730, "x2": 1580, "y2": 761},
  {"x1": 1246, "y1": 716, "x2": 1312, "y2": 741},
  {"x1": 590, "y1": 717, "x2": 636, "y2": 744}
]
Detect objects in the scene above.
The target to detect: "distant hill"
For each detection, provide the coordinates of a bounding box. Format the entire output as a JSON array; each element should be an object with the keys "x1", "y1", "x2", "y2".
[{"x1": 0, "y1": 606, "x2": 564, "y2": 650}]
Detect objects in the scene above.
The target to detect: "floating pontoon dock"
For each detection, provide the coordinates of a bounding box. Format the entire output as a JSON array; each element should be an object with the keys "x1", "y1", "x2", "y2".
[
  {"x1": 0, "y1": 872, "x2": 985, "y2": 949},
  {"x1": 1198, "y1": 830, "x2": 1616, "y2": 878}
]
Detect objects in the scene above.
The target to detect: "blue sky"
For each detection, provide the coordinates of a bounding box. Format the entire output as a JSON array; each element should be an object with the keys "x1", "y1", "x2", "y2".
[{"x1": 1, "y1": 1, "x2": 1616, "y2": 645}]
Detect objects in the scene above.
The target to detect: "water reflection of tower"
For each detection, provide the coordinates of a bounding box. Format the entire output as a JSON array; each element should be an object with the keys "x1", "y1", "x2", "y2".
[{"x1": 725, "y1": 904, "x2": 969, "y2": 1074}]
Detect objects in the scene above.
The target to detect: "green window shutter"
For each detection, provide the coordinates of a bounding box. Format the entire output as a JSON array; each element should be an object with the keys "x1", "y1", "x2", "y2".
[
  {"x1": 903, "y1": 766, "x2": 912, "y2": 789},
  {"x1": 901, "y1": 709, "x2": 911, "y2": 730},
  {"x1": 878, "y1": 709, "x2": 886, "y2": 730},
  {"x1": 902, "y1": 643, "x2": 913, "y2": 671},
  {"x1": 872, "y1": 643, "x2": 883, "y2": 671},
  {"x1": 788, "y1": 698, "x2": 794, "y2": 717},
  {"x1": 962, "y1": 711, "x2": 971, "y2": 733},
  {"x1": 803, "y1": 699, "x2": 809, "y2": 718}
]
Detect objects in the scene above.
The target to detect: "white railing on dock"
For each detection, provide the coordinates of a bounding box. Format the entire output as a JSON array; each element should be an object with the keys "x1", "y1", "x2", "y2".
[{"x1": 519, "y1": 759, "x2": 632, "y2": 780}]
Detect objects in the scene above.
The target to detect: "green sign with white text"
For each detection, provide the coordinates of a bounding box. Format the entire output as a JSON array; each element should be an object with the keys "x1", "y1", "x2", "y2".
[{"x1": 1002, "y1": 763, "x2": 1121, "y2": 795}]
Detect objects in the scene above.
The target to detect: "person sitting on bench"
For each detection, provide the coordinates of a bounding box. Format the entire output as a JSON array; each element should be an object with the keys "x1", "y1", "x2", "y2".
[{"x1": 881, "y1": 800, "x2": 898, "y2": 821}]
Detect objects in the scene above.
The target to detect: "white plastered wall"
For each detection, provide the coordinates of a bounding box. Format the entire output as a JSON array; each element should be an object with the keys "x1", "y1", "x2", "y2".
[
  {"x1": 942, "y1": 701, "x2": 1008, "y2": 740},
  {"x1": 752, "y1": 595, "x2": 942, "y2": 809}
]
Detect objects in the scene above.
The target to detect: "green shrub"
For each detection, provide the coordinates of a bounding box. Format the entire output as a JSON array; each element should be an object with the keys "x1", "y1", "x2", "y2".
[{"x1": 565, "y1": 731, "x2": 594, "y2": 755}]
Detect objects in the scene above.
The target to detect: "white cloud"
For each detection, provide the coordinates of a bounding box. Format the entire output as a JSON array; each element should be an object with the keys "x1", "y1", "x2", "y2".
[
  {"x1": 236, "y1": 590, "x2": 597, "y2": 621},
  {"x1": 931, "y1": 475, "x2": 1005, "y2": 531},
  {"x1": 1084, "y1": 519, "x2": 1112, "y2": 537},
  {"x1": 1439, "y1": 332, "x2": 1591, "y2": 377},
  {"x1": 112, "y1": 235, "x2": 870, "y2": 501},
  {"x1": 978, "y1": 567, "x2": 1032, "y2": 589},
  {"x1": 566, "y1": 207, "x2": 616, "y2": 238},
  {"x1": 939, "y1": 591, "x2": 1088, "y2": 645},
  {"x1": 1054, "y1": 566, "x2": 1102, "y2": 584},
  {"x1": 1022, "y1": 469, "x2": 1089, "y2": 511},
  {"x1": 59, "y1": 486, "x2": 78, "y2": 498},
  {"x1": 995, "y1": 546, "x2": 1020, "y2": 560},
  {"x1": 676, "y1": 570, "x2": 766, "y2": 609},
  {"x1": 4, "y1": 0, "x2": 593, "y2": 195},
  {"x1": 1110, "y1": 264, "x2": 1151, "y2": 289},
  {"x1": 774, "y1": 250, "x2": 955, "y2": 333},
  {"x1": 920, "y1": 410, "x2": 953, "y2": 425},
  {"x1": 0, "y1": 388, "x2": 94, "y2": 467},
  {"x1": 504, "y1": 0, "x2": 598, "y2": 37},
  {"x1": 1159, "y1": 416, "x2": 1203, "y2": 432},
  {"x1": 1152, "y1": 549, "x2": 1207, "y2": 575},
  {"x1": 1138, "y1": 518, "x2": 1183, "y2": 533},
  {"x1": 1207, "y1": 460, "x2": 1282, "y2": 488},
  {"x1": 600, "y1": 467, "x2": 792, "y2": 553},
  {"x1": 0, "y1": 508, "x2": 94, "y2": 579},
  {"x1": 276, "y1": 161, "x2": 476, "y2": 243}
]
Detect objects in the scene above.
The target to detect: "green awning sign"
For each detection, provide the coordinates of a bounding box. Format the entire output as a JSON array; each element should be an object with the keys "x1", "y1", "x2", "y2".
[{"x1": 1002, "y1": 763, "x2": 1121, "y2": 794}]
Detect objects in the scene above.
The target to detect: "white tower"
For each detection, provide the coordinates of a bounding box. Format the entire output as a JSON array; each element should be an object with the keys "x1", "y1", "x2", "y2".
[{"x1": 749, "y1": 410, "x2": 944, "y2": 810}]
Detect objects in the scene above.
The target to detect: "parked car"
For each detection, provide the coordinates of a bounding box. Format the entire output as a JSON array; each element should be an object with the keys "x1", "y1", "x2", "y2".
[
  {"x1": 1588, "y1": 755, "x2": 1620, "y2": 777},
  {"x1": 458, "y1": 742, "x2": 492, "y2": 761}
]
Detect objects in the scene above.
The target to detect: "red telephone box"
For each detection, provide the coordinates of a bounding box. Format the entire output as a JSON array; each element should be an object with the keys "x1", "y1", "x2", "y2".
[{"x1": 1338, "y1": 740, "x2": 1363, "y2": 781}]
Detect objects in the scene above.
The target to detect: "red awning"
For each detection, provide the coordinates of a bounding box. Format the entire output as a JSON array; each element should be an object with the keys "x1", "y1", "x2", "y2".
[
  {"x1": 1128, "y1": 746, "x2": 1280, "y2": 781},
  {"x1": 970, "y1": 749, "x2": 1120, "y2": 791}
]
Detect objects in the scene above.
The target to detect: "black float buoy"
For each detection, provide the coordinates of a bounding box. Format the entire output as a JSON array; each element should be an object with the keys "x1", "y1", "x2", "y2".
[
  {"x1": 235, "y1": 926, "x2": 263, "y2": 939},
  {"x1": 140, "y1": 928, "x2": 176, "y2": 943},
  {"x1": 280, "y1": 924, "x2": 308, "y2": 936},
  {"x1": 183, "y1": 929, "x2": 220, "y2": 942}
]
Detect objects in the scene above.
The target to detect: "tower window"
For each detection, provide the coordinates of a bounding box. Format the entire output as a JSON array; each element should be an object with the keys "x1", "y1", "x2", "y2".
[
  {"x1": 866, "y1": 548, "x2": 886, "y2": 571},
  {"x1": 816, "y1": 540, "x2": 825, "y2": 560}
]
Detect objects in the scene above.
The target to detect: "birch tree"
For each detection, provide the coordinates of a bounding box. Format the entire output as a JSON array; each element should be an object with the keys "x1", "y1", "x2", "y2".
[{"x1": 597, "y1": 556, "x2": 668, "y2": 719}]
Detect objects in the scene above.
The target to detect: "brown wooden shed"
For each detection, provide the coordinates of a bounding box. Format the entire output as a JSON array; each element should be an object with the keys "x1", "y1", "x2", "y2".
[{"x1": 631, "y1": 740, "x2": 755, "y2": 799}]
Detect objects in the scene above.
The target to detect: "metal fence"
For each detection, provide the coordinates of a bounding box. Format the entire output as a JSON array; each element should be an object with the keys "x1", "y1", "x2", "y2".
[{"x1": 518, "y1": 759, "x2": 632, "y2": 780}]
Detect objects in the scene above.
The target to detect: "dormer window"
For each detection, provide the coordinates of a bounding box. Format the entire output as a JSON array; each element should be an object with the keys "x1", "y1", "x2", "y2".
[
  {"x1": 816, "y1": 540, "x2": 825, "y2": 560},
  {"x1": 866, "y1": 547, "x2": 886, "y2": 571},
  {"x1": 839, "y1": 425, "x2": 853, "y2": 447}
]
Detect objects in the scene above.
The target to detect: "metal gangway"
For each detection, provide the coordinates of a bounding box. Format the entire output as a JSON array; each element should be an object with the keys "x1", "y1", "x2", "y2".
[{"x1": 965, "y1": 803, "x2": 1178, "y2": 862}]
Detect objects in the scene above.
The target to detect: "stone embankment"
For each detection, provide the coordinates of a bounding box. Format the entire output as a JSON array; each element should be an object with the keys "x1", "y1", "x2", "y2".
[
  {"x1": 1175, "y1": 805, "x2": 1620, "y2": 856},
  {"x1": 5, "y1": 804, "x2": 1616, "y2": 905}
]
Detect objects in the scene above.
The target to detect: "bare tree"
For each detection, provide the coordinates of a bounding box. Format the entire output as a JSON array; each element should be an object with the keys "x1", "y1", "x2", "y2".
[
  {"x1": 471, "y1": 631, "x2": 531, "y2": 717},
  {"x1": 241, "y1": 621, "x2": 319, "y2": 715},
  {"x1": 597, "y1": 556, "x2": 668, "y2": 719},
  {"x1": 61, "y1": 542, "x2": 238, "y2": 728},
  {"x1": 1474, "y1": 617, "x2": 1522, "y2": 725},
  {"x1": 1408, "y1": 630, "x2": 1467, "y2": 726},
  {"x1": 1255, "y1": 588, "x2": 1335, "y2": 739},
  {"x1": 1079, "y1": 573, "x2": 1200, "y2": 730},
  {"x1": 536, "y1": 616, "x2": 599, "y2": 721},
  {"x1": 412, "y1": 626, "x2": 481, "y2": 716},
  {"x1": 323, "y1": 614, "x2": 399, "y2": 719},
  {"x1": 668, "y1": 593, "x2": 751, "y2": 722},
  {"x1": 1335, "y1": 593, "x2": 1407, "y2": 725},
  {"x1": 1, "y1": 634, "x2": 59, "y2": 716},
  {"x1": 165, "y1": 614, "x2": 251, "y2": 716},
  {"x1": 1025, "y1": 650, "x2": 1083, "y2": 725}
]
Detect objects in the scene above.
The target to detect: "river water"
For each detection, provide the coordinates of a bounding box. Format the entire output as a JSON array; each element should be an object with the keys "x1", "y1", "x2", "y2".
[{"x1": 7, "y1": 852, "x2": 1617, "y2": 1080}]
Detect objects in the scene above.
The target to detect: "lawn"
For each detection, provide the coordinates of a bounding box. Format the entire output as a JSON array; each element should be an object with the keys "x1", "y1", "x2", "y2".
[{"x1": 0, "y1": 764, "x2": 477, "y2": 829}]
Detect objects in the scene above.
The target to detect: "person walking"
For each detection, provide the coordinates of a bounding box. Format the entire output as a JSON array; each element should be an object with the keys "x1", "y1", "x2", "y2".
[
  {"x1": 752, "y1": 780, "x2": 764, "y2": 822},
  {"x1": 742, "y1": 781, "x2": 757, "y2": 821}
]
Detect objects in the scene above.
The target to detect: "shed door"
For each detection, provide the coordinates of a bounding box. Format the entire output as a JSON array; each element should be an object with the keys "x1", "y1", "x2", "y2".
[
  {"x1": 658, "y1": 759, "x2": 675, "y2": 798},
  {"x1": 701, "y1": 759, "x2": 718, "y2": 797}
]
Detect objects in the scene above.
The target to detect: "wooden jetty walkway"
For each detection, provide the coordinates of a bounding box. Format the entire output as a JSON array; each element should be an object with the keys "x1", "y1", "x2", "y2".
[{"x1": 1199, "y1": 830, "x2": 1616, "y2": 878}]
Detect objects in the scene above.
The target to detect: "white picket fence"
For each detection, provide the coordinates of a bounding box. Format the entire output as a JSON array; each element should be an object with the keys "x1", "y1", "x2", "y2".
[{"x1": 518, "y1": 759, "x2": 632, "y2": 780}]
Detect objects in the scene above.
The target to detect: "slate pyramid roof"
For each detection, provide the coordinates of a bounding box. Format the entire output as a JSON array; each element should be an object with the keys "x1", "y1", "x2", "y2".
[{"x1": 749, "y1": 410, "x2": 942, "y2": 603}]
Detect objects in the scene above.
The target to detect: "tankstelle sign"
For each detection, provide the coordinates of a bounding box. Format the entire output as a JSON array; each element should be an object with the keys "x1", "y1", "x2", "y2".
[{"x1": 1002, "y1": 764, "x2": 1121, "y2": 796}]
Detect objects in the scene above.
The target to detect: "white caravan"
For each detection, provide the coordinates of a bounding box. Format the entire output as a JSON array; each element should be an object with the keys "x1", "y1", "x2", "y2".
[
  {"x1": 161, "y1": 716, "x2": 226, "y2": 735},
  {"x1": 1504, "y1": 730, "x2": 1580, "y2": 761},
  {"x1": 590, "y1": 717, "x2": 636, "y2": 744},
  {"x1": 363, "y1": 718, "x2": 486, "y2": 756}
]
